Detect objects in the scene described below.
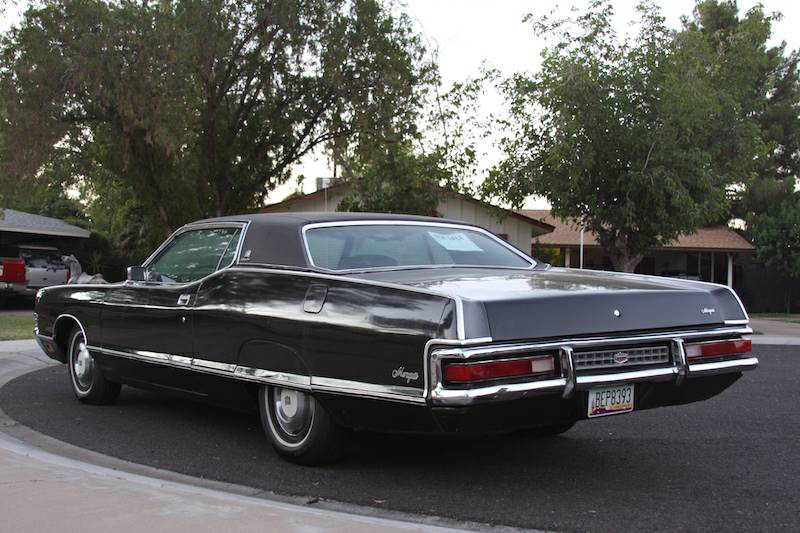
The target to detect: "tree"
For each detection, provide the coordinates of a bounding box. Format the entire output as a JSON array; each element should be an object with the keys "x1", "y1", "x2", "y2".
[
  {"x1": 680, "y1": 1, "x2": 800, "y2": 220},
  {"x1": 0, "y1": 0, "x2": 435, "y2": 239},
  {"x1": 483, "y1": 1, "x2": 768, "y2": 271},
  {"x1": 336, "y1": 141, "x2": 446, "y2": 215},
  {"x1": 749, "y1": 194, "x2": 800, "y2": 310},
  {"x1": 335, "y1": 73, "x2": 488, "y2": 215}
]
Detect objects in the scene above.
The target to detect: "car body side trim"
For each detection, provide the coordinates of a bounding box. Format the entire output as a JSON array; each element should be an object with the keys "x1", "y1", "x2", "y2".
[
  {"x1": 53, "y1": 314, "x2": 88, "y2": 344},
  {"x1": 87, "y1": 346, "x2": 426, "y2": 404},
  {"x1": 311, "y1": 376, "x2": 424, "y2": 404}
]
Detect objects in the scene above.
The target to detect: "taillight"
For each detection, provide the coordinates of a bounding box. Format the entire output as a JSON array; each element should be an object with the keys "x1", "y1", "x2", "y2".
[
  {"x1": 444, "y1": 355, "x2": 555, "y2": 384},
  {"x1": 684, "y1": 339, "x2": 751, "y2": 359}
]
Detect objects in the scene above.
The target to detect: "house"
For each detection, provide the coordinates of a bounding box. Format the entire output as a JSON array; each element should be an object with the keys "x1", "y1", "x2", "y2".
[
  {"x1": 261, "y1": 182, "x2": 554, "y2": 252},
  {"x1": 0, "y1": 208, "x2": 90, "y2": 249},
  {"x1": 521, "y1": 209, "x2": 754, "y2": 287}
]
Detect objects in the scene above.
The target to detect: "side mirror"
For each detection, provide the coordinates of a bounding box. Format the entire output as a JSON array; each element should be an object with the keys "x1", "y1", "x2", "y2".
[{"x1": 127, "y1": 266, "x2": 146, "y2": 282}]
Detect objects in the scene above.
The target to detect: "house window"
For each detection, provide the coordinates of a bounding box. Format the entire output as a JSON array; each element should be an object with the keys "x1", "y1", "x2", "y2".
[{"x1": 496, "y1": 233, "x2": 509, "y2": 241}]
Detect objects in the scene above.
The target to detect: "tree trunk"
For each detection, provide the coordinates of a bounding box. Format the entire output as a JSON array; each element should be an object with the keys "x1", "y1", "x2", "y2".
[{"x1": 608, "y1": 248, "x2": 644, "y2": 273}]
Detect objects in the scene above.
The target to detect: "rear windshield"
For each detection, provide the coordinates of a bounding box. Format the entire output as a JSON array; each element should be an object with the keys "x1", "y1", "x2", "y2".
[{"x1": 305, "y1": 224, "x2": 532, "y2": 271}]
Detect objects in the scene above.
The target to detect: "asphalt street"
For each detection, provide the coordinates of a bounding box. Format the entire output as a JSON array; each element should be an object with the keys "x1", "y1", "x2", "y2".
[{"x1": 0, "y1": 345, "x2": 797, "y2": 533}]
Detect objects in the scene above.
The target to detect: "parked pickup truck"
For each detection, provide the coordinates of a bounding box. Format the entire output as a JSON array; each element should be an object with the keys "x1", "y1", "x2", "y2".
[
  {"x1": 1, "y1": 245, "x2": 69, "y2": 298},
  {"x1": 0, "y1": 257, "x2": 27, "y2": 296}
]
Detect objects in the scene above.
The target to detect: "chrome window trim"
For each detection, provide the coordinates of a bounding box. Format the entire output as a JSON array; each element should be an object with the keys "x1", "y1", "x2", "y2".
[
  {"x1": 135, "y1": 221, "x2": 249, "y2": 287},
  {"x1": 300, "y1": 220, "x2": 536, "y2": 273}
]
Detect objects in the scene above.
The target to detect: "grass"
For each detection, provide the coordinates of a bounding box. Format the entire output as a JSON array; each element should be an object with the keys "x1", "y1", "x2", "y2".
[
  {"x1": 750, "y1": 313, "x2": 800, "y2": 324},
  {"x1": 0, "y1": 314, "x2": 34, "y2": 341}
]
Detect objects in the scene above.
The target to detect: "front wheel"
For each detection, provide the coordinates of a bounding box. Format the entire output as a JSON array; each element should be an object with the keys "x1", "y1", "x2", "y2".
[
  {"x1": 258, "y1": 385, "x2": 344, "y2": 465},
  {"x1": 68, "y1": 327, "x2": 121, "y2": 405}
]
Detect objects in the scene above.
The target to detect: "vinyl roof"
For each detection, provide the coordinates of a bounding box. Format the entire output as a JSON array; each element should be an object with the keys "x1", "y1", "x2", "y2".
[{"x1": 192, "y1": 211, "x2": 497, "y2": 267}]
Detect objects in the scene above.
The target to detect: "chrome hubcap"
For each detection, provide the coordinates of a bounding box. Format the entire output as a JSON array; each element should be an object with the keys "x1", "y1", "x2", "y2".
[
  {"x1": 272, "y1": 387, "x2": 312, "y2": 437},
  {"x1": 73, "y1": 340, "x2": 94, "y2": 390}
]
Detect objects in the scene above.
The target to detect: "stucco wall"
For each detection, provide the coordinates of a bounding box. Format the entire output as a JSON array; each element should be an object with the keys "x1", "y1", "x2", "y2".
[{"x1": 435, "y1": 196, "x2": 533, "y2": 251}]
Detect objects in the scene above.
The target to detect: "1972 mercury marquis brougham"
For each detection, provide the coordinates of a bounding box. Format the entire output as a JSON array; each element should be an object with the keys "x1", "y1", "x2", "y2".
[{"x1": 34, "y1": 213, "x2": 758, "y2": 464}]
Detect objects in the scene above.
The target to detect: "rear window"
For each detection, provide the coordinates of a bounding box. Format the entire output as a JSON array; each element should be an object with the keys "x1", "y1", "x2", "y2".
[{"x1": 305, "y1": 224, "x2": 532, "y2": 271}]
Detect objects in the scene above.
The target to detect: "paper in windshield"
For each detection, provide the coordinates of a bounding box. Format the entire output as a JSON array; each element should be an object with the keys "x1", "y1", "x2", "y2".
[{"x1": 428, "y1": 231, "x2": 483, "y2": 252}]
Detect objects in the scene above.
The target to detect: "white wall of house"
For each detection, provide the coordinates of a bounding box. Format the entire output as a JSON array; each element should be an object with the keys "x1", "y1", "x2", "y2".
[
  {"x1": 265, "y1": 189, "x2": 536, "y2": 252},
  {"x1": 436, "y1": 195, "x2": 533, "y2": 251}
]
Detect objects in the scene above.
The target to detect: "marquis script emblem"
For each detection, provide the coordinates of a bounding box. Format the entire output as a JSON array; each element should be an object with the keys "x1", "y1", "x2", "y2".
[
  {"x1": 613, "y1": 352, "x2": 630, "y2": 364},
  {"x1": 701, "y1": 307, "x2": 716, "y2": 315},
  {"x1": 392, "y1": 366, "x2": 419, "y2": 384}
]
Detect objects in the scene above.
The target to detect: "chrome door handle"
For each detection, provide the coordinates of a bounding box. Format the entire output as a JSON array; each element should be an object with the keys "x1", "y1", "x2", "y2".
[{"x1": 177, "y1": 294, "x2": 191, "y2": 306}]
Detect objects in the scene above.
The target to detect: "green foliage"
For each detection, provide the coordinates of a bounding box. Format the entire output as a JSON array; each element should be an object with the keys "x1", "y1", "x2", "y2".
[
  {"x1": 336, "y1": 141, "x2": 445, "y2": 215},
  {"x1": 484, "y1": 0, "x2": 784, "y2": 271},
  {"x1": 681, "y1": 1, "x2": 800, "y2": 219},
  {"x1": 335, "y1": 71, "x2": 489, "y2": 216},
  {"x1": 749, "y1": 194, "x2": 800, "y2": 280},
  {"x1": 0, "y1": 0, "x2": 435, "y2": 245}
]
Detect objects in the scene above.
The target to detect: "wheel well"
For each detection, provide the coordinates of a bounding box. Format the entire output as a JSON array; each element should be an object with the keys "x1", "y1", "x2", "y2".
[{"x1": 53, "y1": 317, "x2": 80, "y2": 360}]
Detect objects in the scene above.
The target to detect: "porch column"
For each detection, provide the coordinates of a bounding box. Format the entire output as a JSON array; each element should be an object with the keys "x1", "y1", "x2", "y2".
[
  {"x1": 727, "y1": 253, "x2": 733, "y2": 287},
  {"x1": 565, "y1": 247, "x2": 572, "y2": 268},
  {"x1": 710, "y1": 252, "x2": 715, "y2": 283}
]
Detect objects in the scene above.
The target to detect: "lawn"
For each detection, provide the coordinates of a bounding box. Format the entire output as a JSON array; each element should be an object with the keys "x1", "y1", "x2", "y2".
[
  {"x1": 750, "y1": 313, "x2": 800, "y2": 324},
  {"x1": 0, "y1": 314, "x2": 34, "y2": 341}
]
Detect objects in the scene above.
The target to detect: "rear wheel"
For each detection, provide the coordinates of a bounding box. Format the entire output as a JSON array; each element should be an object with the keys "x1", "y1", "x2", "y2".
[
  {"x1": 258, "y1": 385, "x2": 344, "y2": 465},
  {"x1": 67, "y1": 327, "x2": 120, "y2": 405},
  {"x1": 515, "y1": 421, "x2": 576, "y2": 438}
]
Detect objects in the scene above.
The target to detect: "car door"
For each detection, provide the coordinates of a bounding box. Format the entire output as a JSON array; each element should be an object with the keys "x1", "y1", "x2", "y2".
[{"x1": 101, "y1": 225, "x2": 244, "y2": 372}]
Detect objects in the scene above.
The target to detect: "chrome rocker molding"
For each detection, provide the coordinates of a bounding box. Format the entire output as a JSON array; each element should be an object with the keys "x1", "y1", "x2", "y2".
[
  {"x1": 87, "y1": 345, "x2": 426, "y2": 405},
  {"x1": 427, "y1": 326, "x2": 759, "y2": 407}
]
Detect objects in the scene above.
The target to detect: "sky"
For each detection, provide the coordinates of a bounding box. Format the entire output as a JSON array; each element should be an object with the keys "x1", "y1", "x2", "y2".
[
  {"x1": 281, "y1": 0, "x2": 800, "y2": 207},
  {"x1": 2, "y1": 1, "x2": 798, "y2": 207}
]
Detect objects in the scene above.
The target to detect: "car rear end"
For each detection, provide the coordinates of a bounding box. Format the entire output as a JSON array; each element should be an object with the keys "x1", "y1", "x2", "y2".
[{"x1": 427, "y1": 325, "x2": 756, "y2": 433}]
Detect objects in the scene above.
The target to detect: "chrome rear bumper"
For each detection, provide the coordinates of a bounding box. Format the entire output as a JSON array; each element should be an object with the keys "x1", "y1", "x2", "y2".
[{"x1": 429, "y1": 326, "x2": 758, "y2": 406}]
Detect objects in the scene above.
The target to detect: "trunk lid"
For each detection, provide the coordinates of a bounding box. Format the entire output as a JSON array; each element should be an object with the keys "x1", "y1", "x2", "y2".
[{"x1": 352, "y1": 267, "x2": 747, "y2": 341}]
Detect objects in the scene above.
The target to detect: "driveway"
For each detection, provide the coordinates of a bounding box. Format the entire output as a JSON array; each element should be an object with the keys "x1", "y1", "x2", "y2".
[
  {"x1": 0, "y1": 340, "x2": 478, "y2": 533},
  {"x1": 1, "y1": 340, "x2": 796, "y2": 532},
  {"x1": 750, "y1": 318, "x2": 800, "y2": 345}
]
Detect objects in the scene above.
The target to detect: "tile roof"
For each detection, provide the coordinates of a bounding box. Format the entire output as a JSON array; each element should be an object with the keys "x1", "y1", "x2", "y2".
[
  {"x1": 521, "y1": 209, "x2": 754, "y2": 252},
  {"x1": 0, "y1": 208, "x2": 90, "y2": 238}
]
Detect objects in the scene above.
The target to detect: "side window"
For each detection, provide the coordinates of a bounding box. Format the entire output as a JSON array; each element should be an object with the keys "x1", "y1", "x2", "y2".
[
  {"x1": 216, "y1": 228, "x2": 242, "y2": 270},
  {"x1": 147, "y1": 227, "x2": 241, "y2": 283}
]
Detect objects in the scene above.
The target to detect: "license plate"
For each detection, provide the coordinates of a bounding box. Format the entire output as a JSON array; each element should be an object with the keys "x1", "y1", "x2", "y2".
[{"x1": 587, "y1": 384, "x2": 635, "y2": 418}]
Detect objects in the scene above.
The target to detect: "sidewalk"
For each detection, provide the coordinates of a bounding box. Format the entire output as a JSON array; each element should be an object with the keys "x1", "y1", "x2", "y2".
[
  {"x1": 0, "y1": 341, "x2": 471, "y2": 533},
  {"x1": 749, "y1": 318, "x2": 800, "y2": 345}
]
